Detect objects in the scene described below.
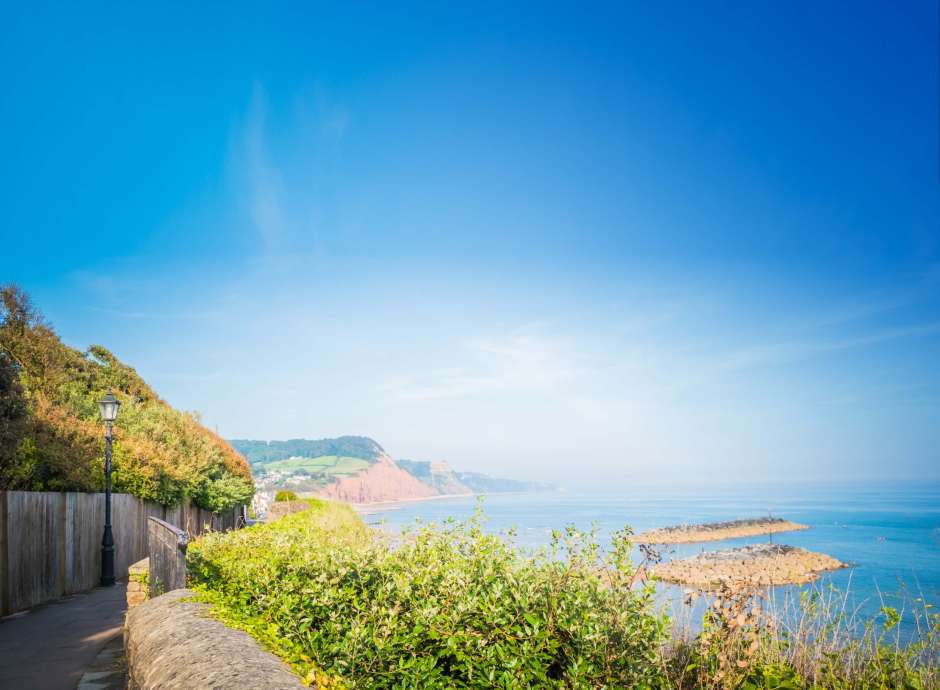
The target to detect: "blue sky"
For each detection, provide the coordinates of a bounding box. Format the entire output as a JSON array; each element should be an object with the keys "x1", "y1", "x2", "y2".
[{"x1": 2, "y1": 2, "x2": 938, "y2": 485}]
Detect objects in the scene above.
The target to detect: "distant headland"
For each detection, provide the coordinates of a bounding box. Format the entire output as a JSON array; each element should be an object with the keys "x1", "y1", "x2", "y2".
[{"x1": 229, "y1": 436, "x2": 555, "y2": 505}]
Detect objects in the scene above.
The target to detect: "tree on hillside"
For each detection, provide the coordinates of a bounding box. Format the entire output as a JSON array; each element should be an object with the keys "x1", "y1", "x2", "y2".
[
  {"x1": 1, "y1": 284, "x2": 65, "y2": 383},
  {"x1": 0, "y1": 284, "x2": 254, "y2": 510},
  {"x1": 0, "y1": 284, "x2": 98, "y2": 491},
  {"x1": 0, "y1": 351, "x2": 28, "y2": 489}
]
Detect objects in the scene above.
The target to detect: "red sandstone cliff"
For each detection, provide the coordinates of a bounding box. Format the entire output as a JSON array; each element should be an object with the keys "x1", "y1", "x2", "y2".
[{"x1": 316, "y1": 454, "x2": 440, "y2": 504}]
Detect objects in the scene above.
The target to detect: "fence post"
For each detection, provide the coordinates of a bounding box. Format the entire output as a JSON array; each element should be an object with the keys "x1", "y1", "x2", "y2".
[
  {"x1": 58, "y1": 493, "x2": 67, "y2": 597},
  {"x1": 0, "y1": 491, "x2": 8, "y2": 616}
]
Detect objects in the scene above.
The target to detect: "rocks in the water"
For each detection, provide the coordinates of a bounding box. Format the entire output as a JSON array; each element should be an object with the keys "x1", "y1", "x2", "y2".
[
  {"x1": 636, "y1": 517, "x2": 808, "y2": 544},
  {"x1": 651, "y1": 543, "x2": 846, "y2": 588}
]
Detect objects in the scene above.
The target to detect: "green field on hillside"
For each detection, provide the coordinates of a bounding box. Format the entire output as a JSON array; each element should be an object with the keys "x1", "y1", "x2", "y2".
[
  {"x1": 260, "y1": 455, "x2": 370, "y2": 477},
  {"x1": 230, "y1": 437, "x2": 383, "y2": 466}
]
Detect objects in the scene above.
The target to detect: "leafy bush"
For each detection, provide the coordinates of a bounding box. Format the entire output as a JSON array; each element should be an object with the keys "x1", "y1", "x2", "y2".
[
  {"x1": 274, "y1": 490, "x2": 299, "y2": 502},
  {"x1": 195, "y1": 473, "x2": 257, "y2": 513},
  {"x1": 0, "y1": 285, "x2": 253, "y2": 511},
  {"x1": 662, "y1": 580, "x2": 940, "y2": 689},
  {"x1": 190, "y1": 500, "x2": 940, "y2": 689},
  {"x1": 188, "y1": 505, "x2": 669, "y2": 689}
]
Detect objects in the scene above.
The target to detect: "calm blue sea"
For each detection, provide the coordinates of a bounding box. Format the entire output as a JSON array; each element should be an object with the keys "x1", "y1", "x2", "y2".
[{"x1": 361, "y1": 482, "x2": 940, "y2": 629}]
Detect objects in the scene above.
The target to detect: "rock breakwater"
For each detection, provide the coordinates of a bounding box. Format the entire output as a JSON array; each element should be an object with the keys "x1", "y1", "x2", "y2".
[
  {"x1": 651, "y1": 543, "x2": 846, "y2": 588},
  {"x1": 636, "y1": 517, "x2": 807, "y2": 544}
]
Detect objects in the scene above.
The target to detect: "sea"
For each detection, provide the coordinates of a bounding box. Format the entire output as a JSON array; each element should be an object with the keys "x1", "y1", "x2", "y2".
[{"x1": 361, "y1": 482, "x2": 940, "y2": 634}]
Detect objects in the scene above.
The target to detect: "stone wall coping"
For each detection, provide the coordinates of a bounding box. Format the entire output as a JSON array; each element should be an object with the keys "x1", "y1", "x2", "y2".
[
  {"x1": 125, "y1": 589, "x2": 307, "y2": 689},
  {"x1": 147, "y1": 516, "x2": 189, "y2": 546}
]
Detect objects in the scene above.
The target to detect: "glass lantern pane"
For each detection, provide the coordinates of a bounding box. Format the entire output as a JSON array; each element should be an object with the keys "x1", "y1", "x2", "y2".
[{"x1": 98, "y1": 396, "x2": 120, "y2": 421}]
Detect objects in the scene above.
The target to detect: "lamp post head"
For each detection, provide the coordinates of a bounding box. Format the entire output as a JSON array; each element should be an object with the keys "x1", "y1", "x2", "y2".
[{"x1": 98, "y1": 389, "x2": 121, "y2": 423}]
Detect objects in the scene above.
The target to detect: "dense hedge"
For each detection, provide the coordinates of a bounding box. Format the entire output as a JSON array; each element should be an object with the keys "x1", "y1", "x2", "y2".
[
  {"x1": 189, "y1": 502, "x2": 940, "y2": 689},
  {"x1": 188, "y1": 502, "x2": 668, "y2": 689},
  {"x1": 0, "y1": 285, "x2": 253, "y2": 511}
]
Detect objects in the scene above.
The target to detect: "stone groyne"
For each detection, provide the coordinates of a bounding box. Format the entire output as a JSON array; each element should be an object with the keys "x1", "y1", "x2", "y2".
[
  {"x1": 651, "y1": 543, "x2": 846, "y2": 588},
  {"x1": 636, "y1": 517, "x2": 808, "y2": 544}
]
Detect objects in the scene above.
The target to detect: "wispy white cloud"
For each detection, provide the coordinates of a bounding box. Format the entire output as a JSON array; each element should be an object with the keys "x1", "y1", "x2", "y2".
[
  {"x1": 232, "y1": 83, "x2": 352, "y2": 263},
  {"x1": 377, "y1": 295, "x2": 940, "y2": 461},
  {"x1": 87, "y1": 306, "x2": 224, "y2": 321},
  {"x1": 382, "y1": 329, "x2": 582, "y2": 402},
  {"x1": 710, "y1": 320, "x2": 940, "y2": 375},
  {"x1": 320, "y1": 109, "x2": 349, "y2": 141},
  {"x1": 148, "y1": 370, "x2": 225, "y2": 382},
  {"x1": 245, "y1": 84, "x2": 286, "y2": 252}
]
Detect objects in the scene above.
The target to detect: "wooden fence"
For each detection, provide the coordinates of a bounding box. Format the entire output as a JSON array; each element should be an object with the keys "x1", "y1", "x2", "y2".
[{"x1": 0, "y1": 491, "x2": 240, "y2": 616}]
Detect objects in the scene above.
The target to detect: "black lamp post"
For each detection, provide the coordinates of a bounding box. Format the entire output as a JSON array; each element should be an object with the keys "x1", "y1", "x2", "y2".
[{"x1": 98, "y1": 390, "x2": 121, "y2": 587}]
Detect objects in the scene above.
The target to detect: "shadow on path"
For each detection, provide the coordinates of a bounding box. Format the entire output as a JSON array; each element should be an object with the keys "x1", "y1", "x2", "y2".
[{"x1": 0, "y1": 583, "x2": 126, "y2": 690}]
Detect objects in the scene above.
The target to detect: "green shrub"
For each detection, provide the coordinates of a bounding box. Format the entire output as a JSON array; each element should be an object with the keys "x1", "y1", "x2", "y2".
[
  {"x1": 189, "y1": 502, "x2": 940, "y2": 689},
  {"x1": 195, "y1": 473, "x2": 256, "y2": 514},
  {"x1": 188, "y1": 506, "x2": 668, "y2": 689},
  {"x1": 274, "y1": 490, "x2": 299, "y2": 502}
]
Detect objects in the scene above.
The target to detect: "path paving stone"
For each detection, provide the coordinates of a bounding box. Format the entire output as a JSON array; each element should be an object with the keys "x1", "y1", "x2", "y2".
[
  {"x1": 0, "y1": 584, "x2": 127, "y2": 690},
  {"x1": 77, "y1": 634, "x2": 125, "y2": 690}
]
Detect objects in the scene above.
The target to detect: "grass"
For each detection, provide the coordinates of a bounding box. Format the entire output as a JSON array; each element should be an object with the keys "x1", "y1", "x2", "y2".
[
  {"x1": 260, "y1": 455, "x2": 370, "y2": 477},
  {"x1": 285, "y1": 495, "x2": 367, "y2": 533},
  {"x1": 660, "y1": 578, "x2": 940, "y2": 689}
]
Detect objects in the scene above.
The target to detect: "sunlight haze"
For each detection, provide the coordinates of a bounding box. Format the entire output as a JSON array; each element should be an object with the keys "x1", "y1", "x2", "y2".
[{"x1": 3, "y1": 2, "x2": 938, "y2": 486}]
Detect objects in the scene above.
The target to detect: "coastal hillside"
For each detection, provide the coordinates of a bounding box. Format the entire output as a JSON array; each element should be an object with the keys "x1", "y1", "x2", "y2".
[
  {"x1": 455, "y1": 470, "x2": 556, "y2": 494},
  {"x1": 0, "y1": 286, "x2": 253, "y2": 512},
  {"x1": 232, "y1": 435, "x2": 554, "y2": 504},
  {"x1": 397, "y1": 459, "x2": 474, "y2": 495},
  {"x1": 230, "y1": 436, "x2": 383, "y2": 469},
  {"x1": 318, "y1": 454, "x2": 440, "y2": 504}
]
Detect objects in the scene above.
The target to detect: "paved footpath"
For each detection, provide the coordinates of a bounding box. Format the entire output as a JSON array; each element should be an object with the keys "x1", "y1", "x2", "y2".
[{"x1": 0, "y1": 584, "x2": 126, "y2": 690}]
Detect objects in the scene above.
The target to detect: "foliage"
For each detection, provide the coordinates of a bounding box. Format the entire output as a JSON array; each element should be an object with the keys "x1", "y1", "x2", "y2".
[
  {"x1": 0, "y1": 350, "x2": 29, "y2": 487},
  {"x1": 662, "y1": 580, "x2": 940, "y2": 689},
  {"x1": 274, "y1": 490, "x2": 299, "y2": 502},
  {"x1": 190, "y1": 499, "x2": 940, "y2": 689},
  {"x1": 230, "y1": 437, "x2": 384, "y2": 468},
  {"x1": 0, "y1": 284, "x2": 253, "y2": 511},
  {"x1": 188, "y1": 504, "x2": 669, "y2": 689},
  {"x1": 195, "y1": 473, "x2": 257, "y2": 513}
]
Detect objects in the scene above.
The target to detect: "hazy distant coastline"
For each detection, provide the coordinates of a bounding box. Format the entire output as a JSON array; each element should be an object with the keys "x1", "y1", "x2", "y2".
[{"x1": 231, "y1": 436, "x2": 554, "y2": 505}]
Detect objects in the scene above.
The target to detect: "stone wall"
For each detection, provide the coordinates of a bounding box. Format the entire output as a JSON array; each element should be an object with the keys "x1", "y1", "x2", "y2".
[
  {"x1": 147, "y1": 518, "x2": 188, "y2": 598},
  {"x1": 0, "y1": 490, "x2": 242, "y2": 615},
  {"x1": 125, "y1": 589, "x2": 306, "y2": 689},
  {"x1": 127, "y1": 557, "x2": 149, "y2": 609}
]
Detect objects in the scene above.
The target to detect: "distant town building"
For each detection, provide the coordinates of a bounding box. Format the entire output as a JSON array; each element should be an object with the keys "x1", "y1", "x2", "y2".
[{"x1": 251, "y1": 490, "x2": 273, "y2": 520}]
